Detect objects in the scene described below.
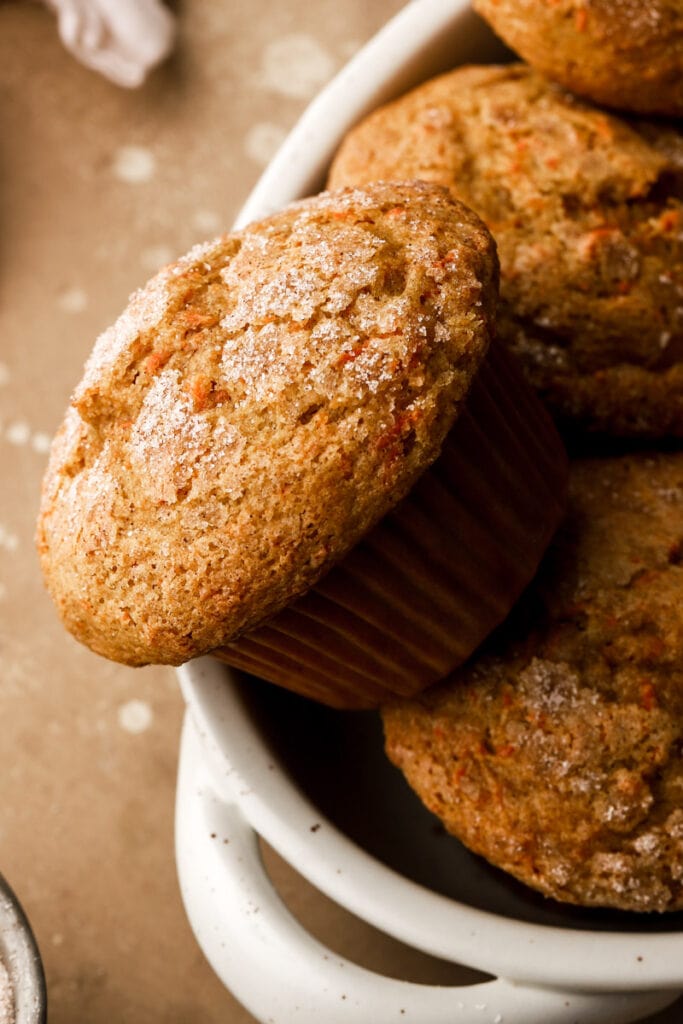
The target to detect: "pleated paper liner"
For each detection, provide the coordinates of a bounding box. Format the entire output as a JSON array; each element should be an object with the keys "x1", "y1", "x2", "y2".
[{"x1": 214, "y1": 340, "x2": 568, "y2": 708}]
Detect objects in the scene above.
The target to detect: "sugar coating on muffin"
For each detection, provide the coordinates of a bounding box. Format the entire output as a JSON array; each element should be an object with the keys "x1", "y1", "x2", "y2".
[
  {"x1": 382, "y1": 452, "x2": 683, "y2": 912},
  {"x1": 474, "y1": 0, "x2": 683, "y2": 117},
  {"x1": 328, "y1": 64, "x2": 683, "y2": 437},
  {"x1": 37, "y1": 182, "x2": 499, "y2": 667}
]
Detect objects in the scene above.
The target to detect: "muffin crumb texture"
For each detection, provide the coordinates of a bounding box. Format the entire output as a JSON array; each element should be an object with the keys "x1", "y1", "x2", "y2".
[
  {"x1": 37, "y1": 182, "x2": 498, "y2": 666},
  {"x1": 383, "y1": 453, "x2": 683, "y2": 912},
  {"x1": 329, "y1": 64, "x2": 683, "y2": 437},
  {"x1": 473, "y1": 0, "x2": 683, "y2": 116}
]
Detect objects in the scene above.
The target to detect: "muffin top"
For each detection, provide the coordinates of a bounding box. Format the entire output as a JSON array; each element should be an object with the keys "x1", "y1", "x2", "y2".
[
  {"x1": 383, "y1": 452, "x2": 683, "y2": 911},
  {"x1": 328, "y1": 64, "x2": 683, "y2": 437},
  {"x1": 473, "y1": 0, "x2": 683, "y2": 117},
  {"x1": 37, "y1": 181, "x2": 498, "y2": 666}
]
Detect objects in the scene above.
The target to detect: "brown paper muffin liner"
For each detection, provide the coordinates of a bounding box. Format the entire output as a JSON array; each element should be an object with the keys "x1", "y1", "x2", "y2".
[{"x1": 214, "y1": 341, "x2": 568, "y2": 708}]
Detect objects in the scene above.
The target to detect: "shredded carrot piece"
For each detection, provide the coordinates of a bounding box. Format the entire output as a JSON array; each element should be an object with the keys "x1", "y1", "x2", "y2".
[
  {"x1": 496, "y1": 744, "x2": 516, "y2": 758},
  {"x1": 179, "y1": 309, "x2": 219, "y2": 330},
  {"x1": 335, "y1": 342, "x2": 365, "y2": 369},
  {"x1": 660, "y1": 209, "x2": 680, "y2": 232},
  {"x1": 431, "y1": 249, "x2": 461, "y2": 270},
  {"x1": 593, "y1": 117, "x2": 613, "y2": 141},
  {"x1": 190, "y1": 375, "x2": 212, "y2": 411},
  {"x1": 375, "y1": 408, "x2": 420, "y2": 450},
  {"x1": 575, "y1": 7, "x2": 588, "y2": 31},
  {"x1": 144, "y1": 350, "x2": 171, "y2": 374}
]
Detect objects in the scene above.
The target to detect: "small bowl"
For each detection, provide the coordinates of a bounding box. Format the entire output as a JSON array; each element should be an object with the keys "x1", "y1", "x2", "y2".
[{"x1": 0, "y1": 874, "x2": 46, "y2": 1024}]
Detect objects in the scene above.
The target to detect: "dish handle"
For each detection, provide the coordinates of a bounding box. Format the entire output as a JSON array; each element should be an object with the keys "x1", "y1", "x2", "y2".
[{"x1": 175, "y1": 712, "x2": 677, "y2": 1024}]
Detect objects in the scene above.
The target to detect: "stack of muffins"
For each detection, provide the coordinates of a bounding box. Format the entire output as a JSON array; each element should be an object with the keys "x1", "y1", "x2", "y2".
[
  {"x1": 37, "y1": 182, "x2": 567, "y2": 706},
  {"x1": 37, "y1": 1, "x2": 682, "y2": 914},
  {"x1": 327, "y1": 2, "x2": 683, "y2": 912}
]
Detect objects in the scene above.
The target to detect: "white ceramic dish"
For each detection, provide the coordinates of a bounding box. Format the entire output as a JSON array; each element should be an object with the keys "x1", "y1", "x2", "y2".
[
  {"x1": 177, "y1": 659, "x2": 682, "y2": 1024},
  {"x1": 175, "y1": 2, "x2": 683, "y2": 1021}
]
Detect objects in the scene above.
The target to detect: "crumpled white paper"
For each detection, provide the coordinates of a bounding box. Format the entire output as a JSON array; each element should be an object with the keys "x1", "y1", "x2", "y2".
[{"x1": 44, "y1": 0, "x2": 176, "y2": 88}]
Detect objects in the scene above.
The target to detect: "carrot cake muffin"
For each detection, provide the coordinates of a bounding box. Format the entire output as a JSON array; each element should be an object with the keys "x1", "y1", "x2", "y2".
[
  {"x1": 38, "y1": 181, "x2": 567, "y2": 707},
  {"x1": 473, "y1": 0, "x2": 683, "y2": 117},
  {"x1": 383, "y1": 452, "x2": 683, "y2": 911},
  {"x1": 328, "y1": 64, "x2": 683, "y2": 438}
]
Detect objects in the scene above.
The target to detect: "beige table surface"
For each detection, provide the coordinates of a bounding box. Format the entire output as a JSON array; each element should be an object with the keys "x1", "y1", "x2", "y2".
[{"x1": 0, "y1": 2, "x2": 681, "y2": 1022}]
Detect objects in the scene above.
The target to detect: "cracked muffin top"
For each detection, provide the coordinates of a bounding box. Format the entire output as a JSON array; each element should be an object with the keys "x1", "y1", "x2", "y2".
[
  {"x1": 473, "y1": 0, "x2": 683, "y2": 117},
  {"x1": 328, "y1": 64, "x2": 683, "y2": 438},
  {"x1": 383, "y1": 452, "x2": 683, "y2": 911},
  {"x1": 36, "y1": 181, "x2": 499, "y2": 667}
]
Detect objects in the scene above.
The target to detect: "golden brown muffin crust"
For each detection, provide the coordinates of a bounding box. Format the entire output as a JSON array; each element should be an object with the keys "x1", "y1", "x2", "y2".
[
  {"x1": 474, "y1": 0, "x2": 683, "y2": 117},
  {"x1": 328, "y1": 64, "x2": 683, "y2": 437},
  {"x1": 37, "y1": 182, "x2": 499, "y2": 666},
  {"x1": 383, "y1": 453, "x2": 683, "y2": 912}
]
